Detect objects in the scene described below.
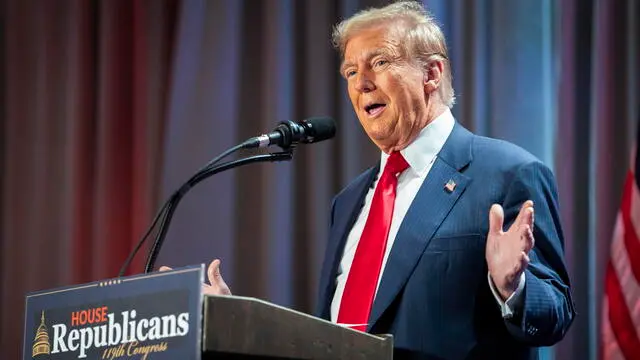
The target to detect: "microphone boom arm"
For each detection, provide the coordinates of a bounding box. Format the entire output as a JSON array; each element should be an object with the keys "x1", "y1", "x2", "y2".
[
  {"x1": 118, "y1": 150, "x2": 293, "y2": 277},
  {"x1": 142, "y1": 151, "x2": 293, "y2": 274}
]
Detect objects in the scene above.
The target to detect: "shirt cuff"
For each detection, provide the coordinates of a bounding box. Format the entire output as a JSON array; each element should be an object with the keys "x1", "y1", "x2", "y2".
[{"x1": 487, "y1": 271, "x2": 525, "y2": 318}]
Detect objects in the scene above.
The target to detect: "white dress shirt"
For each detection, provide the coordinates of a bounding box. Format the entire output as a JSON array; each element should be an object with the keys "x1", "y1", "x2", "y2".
[{"x1": 330, "y1": 108, "x2": 524, "y2": 324}]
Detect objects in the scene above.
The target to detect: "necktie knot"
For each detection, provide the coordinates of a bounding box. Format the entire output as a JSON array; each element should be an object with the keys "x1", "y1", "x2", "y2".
[{"x1": 384, "y1": 152, "x2": 409, "y2": 177}]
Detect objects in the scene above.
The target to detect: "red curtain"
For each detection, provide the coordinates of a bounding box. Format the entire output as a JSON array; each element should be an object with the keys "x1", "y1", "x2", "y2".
[{"x1": 0, "y1": 0, "x2": 177, "y2": 357}]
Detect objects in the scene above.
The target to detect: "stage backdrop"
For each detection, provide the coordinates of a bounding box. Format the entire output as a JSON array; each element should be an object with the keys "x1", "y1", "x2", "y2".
[{"x1": 1, "y1": 1, "x2": 638, "y2": 359}]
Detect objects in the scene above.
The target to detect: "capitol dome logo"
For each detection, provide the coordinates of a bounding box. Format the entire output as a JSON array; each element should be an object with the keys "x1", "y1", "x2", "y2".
[{"x1": 32, "y1": 311, "x2": 50, "y2": 357}]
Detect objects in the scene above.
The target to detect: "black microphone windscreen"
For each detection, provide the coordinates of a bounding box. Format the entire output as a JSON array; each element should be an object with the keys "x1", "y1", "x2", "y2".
[{"x1": 302, "y1": 117, "x2": 336, "y2": 143}]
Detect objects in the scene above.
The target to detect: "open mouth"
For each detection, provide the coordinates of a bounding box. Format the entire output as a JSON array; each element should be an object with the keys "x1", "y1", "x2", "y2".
[{"x1": 364, "y1": 103, "x2": 386, "y2": 117}]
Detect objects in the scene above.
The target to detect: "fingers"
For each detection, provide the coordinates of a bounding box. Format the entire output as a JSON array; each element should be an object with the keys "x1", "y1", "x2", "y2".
[
  {"x1": 521, "y1": 223, "x2": 535, "y2": 253},
  {"x1": 489, "y1": 204, "x2": 505, "y2": 235},
  {"x1": 159, "y1": 266, "x2": 172, "y2": 272},
  {"x1": 530, "y1": 204, "x2": 535, "y2": 227},
  {"x1": 522, "y1": 205, "x2": 534, "y2": 228},
  {"x1": 513, "y1": 200, "x2": 534, "y2": 228}
]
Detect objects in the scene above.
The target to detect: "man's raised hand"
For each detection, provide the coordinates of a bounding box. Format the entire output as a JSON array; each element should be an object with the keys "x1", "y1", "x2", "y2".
[{"x1": 486, "y1": 200, "x2": 535, "y2": 300}]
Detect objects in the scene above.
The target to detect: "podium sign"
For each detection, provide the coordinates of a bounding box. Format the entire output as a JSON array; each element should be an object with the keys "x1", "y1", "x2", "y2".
[{"x1": 24, "y1": 266, "x2": 204, "y2": 360}]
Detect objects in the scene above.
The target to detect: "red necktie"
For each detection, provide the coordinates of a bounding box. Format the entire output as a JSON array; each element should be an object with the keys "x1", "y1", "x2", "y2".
[{"x1": 337, "y1": 151, "x2": 409, "y2": 331}]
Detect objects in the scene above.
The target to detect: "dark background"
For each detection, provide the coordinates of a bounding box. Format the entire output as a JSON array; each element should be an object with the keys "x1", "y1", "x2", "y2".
[{"x1": 2, "y1": 1, "x2": 639, "y2": 359}]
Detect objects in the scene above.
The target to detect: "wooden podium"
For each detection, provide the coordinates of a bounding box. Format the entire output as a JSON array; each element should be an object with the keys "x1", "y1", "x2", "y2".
[
  {"x1": 23, "y1": 267, "x2": 393, "y2": 360},
  {"x1": 202, "y1": 295, "x2": 393, "y2": 359}
]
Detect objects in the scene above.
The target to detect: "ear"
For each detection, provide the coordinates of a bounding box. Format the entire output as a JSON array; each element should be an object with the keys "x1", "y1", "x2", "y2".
[{"x1": 423, "y1": 59, "x2": 444, "y2": 94}]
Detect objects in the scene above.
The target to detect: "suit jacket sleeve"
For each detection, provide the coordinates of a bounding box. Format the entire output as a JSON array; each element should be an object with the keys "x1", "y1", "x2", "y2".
[{"x1": 500, "y1": 160, "x2": 576, "y2": 346}]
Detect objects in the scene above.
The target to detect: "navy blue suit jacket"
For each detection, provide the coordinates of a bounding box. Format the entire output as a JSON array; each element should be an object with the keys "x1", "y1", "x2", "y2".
[{"x1": 315, "y1": 123, "x2": 575, "y2": 360}]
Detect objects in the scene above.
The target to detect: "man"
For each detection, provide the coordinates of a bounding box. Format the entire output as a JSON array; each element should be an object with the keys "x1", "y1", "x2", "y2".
[{"x1": 166, "y1": 1, "x2": 575, "y2": 359}]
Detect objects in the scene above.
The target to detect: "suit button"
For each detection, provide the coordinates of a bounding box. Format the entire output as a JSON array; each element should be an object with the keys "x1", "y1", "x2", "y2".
[{"x1": 526, "y1": 325, "x2": 538, "y2": 336}]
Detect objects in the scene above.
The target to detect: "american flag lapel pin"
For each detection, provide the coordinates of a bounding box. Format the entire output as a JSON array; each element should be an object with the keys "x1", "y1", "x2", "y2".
[{"x1": 444, "y1": 179, "x2": 456, "y2": 193}]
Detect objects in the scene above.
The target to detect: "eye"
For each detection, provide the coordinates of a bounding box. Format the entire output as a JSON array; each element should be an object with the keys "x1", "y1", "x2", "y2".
[
  {"x1": 345, "y1": 69, "x2": 357, "y2": 78},
  {"x1": 374, "y1": 59, "x2": 388, "y2": 68}
]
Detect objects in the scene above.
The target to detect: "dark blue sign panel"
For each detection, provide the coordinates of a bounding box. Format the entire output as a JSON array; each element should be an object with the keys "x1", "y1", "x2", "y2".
[{"x1": 24, "y1": 266, "x2": 203, "y2": 360}]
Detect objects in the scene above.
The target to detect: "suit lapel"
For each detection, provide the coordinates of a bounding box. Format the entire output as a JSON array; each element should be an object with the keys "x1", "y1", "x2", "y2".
[{"x1": 367, "y1": 123, "x2": 474, "y2": 330}]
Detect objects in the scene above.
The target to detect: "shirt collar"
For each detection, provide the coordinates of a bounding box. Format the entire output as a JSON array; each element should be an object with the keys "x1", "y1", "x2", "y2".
[{"x1": 380, "y1": 108, "x2": 456, "y2": 177}]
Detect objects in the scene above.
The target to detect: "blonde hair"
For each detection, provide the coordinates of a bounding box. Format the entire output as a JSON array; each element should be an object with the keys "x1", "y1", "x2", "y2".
[{"x1": 332, "y1": 1, "x2": 455, "y2": 108}]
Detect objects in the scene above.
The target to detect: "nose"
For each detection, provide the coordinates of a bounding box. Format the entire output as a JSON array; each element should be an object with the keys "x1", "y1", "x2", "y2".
[{"x1": 354, "y1": 70, "x2": 375, "y2": 93}]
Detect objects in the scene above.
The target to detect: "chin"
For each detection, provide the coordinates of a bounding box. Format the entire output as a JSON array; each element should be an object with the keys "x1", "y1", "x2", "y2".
[
  {"x1": 368, "y1": 123, "x2": 395, "y2": 140},
  {"x1": 368, "y1": 133, "x2": 397, "y2": 151}
]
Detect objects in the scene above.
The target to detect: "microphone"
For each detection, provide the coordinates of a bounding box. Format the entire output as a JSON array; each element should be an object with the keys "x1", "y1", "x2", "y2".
[{"x1": 244, "y1": 117, "x2": 336, "y2": 149}]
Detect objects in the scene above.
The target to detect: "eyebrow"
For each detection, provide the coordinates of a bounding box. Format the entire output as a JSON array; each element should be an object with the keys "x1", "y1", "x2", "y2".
[{"x1": 340, "y1": 49, "x2": 389, "y2": 74}]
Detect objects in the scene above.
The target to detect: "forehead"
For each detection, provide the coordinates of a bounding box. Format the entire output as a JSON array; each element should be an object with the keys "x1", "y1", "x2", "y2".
[{"x1": 343, "y1": 26, "x2": 401, "y2": 64}]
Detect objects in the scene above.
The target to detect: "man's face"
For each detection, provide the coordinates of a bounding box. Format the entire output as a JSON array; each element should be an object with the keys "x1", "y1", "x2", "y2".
[{"x1": 342, "y1": 26, "x2": 431, "y2": 153}]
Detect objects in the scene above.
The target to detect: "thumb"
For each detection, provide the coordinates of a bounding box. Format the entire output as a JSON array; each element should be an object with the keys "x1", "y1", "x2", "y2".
[
  {"x1": 159, "y1": 266, "x2": 173, "y2": 272},
  {"x1": 207, "y1": 259, "x2": 224, "y2": 285},
  {"x1": 489, "y1": 204, "x2": 504, "y2": 236}
]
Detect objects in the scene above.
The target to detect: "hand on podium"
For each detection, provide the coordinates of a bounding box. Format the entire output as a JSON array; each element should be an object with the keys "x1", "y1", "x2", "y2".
[{"x1": 160, "y1": 259, "x2": 232, "y2": 296}]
